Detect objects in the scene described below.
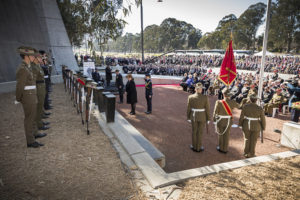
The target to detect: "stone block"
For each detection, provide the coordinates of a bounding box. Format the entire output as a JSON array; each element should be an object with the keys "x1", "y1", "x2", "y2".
[{"x1": 281, "y1": 122, "x2": 300, "y2": 149}]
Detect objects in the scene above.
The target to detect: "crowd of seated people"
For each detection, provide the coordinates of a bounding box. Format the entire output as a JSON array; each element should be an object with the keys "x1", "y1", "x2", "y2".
[
  {"x1": 178, "y1": 69, "x2": 300, "y2": 122},
  {"x1": 103, "y1": 54, "x2": 299, "y2": 75}
]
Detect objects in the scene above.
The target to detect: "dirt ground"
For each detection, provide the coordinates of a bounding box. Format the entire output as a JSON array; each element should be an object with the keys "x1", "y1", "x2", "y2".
[
  {"x1": 179, "y1": 156, "x2": 300, "y2": 200},
  {"x1": 0, "y1": 84, "x2": 141, "y2": 200},
  {"x1": 116, "y1": 86, "x2": 291, "y2": 173}
]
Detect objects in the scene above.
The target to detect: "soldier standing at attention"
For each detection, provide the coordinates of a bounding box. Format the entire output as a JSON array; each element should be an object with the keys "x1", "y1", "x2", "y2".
[
  {"x1": 32, "y1": 51, "x2": 50, "y2": 131},
  {"x1": 115, "y1": 69, "x2": 124, "y2": 103},
  {"x1": 145, "y1": 74, "x2": 153, "y2": 114},
  {"x1": 187, "y1": 83, "x2": 210, "y2": 152},
  {"x1": 239, "y1": 94, "x2": 266, "y2": 158},
  {"x1": 15, "y1": 47, "x2": 46, "y2": 148},
  {"x1": 213, "y1": 88, "x2": 240, "y2": 153},
  {"x1": 39, "y1": 50, "x2": 52, "y2": 111}
]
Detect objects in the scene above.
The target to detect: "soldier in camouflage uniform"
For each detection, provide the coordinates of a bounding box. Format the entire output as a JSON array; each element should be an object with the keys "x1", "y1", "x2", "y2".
[
  {"x1": 239, "y1": 94, "x2": 266, "y2": 158},
  {"x1": 187, "y1": 83, "x2": 210, "y2": 152}
]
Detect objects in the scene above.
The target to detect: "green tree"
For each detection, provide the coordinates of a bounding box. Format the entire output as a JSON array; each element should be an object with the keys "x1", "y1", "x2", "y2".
[
  {"x1": 269, "y1": 0, "x2": 300, "y2": 52},
  {"x1": 57, "y1": 0, "x2": 89, "y2": 47},
  {"x1": 234, "y1": 2, "x2": 266, "y2": 50}
]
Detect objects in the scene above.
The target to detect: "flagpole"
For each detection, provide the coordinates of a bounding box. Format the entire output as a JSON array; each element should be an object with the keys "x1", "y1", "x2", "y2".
[{"x1": 258, "y1": 0, "x2": 271, "y2": 105}]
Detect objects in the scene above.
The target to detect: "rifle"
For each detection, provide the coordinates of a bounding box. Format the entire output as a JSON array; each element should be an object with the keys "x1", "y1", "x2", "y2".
[
  {"x1": 62, "y1": 66, "x2": 67, "y2": 92},
  {"x1": 85, "y1": 81, "x2": 97, "y2": 135},
  {"x1": 206, "y1": 121, "x2": 209, "y2": 134},
  {"x1": 77, "y1": 76, "x2": 86, "y2": 125},
  {"x1": 70, "y1": 71, "x2": 73, "y2": 99},
  {"x1": 260, "y1": 131, "x2": 264, "y2": 143}
]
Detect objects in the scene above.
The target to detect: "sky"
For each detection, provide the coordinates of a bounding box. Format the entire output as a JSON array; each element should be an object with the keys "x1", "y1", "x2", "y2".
[{"x1": 119, "y1": 0, "x2": 269, "y2": 36}]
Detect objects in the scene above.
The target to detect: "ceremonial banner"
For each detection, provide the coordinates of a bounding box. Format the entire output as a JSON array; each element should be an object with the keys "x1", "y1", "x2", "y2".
[{"x1": 218, "y1": 40, "x2": 236, "y2": 86}]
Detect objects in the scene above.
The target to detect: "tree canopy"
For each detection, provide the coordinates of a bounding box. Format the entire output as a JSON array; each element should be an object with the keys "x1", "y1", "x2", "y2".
[{"x1": 58, "y1": 0, "x2": 300, "y2": 54}]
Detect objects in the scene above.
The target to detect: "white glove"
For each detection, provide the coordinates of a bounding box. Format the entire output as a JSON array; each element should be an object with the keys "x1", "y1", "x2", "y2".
[
  {"x1": 239, "y1": 126, "x2": 242, "y2": 129},
  {"x1": 14, "y1": 100, "x2": 20, "y2": 105},
  {"x1": 207, "y1": 121, "x2": 210, "y2": 125},
  {"x1": 187, "y1": 120, "x2": 191, "y2": 123}
]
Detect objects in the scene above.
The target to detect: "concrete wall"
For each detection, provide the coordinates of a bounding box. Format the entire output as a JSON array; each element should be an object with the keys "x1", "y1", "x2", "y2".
[{"x1": 0, "y1": 0, "x2": 78, "y2": 83}]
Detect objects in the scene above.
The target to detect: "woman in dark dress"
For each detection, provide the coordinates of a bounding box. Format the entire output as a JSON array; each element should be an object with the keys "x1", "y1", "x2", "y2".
[{"x1": 126, "y1": 74, "x2": 138, "y2": 115}]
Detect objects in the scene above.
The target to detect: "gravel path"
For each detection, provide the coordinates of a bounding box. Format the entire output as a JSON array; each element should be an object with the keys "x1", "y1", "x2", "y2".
[{"x1": 0, "y1": 84, "x2": 138, "y2": 200}]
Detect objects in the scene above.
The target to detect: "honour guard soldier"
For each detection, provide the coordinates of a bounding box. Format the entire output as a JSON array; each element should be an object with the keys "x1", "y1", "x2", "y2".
[
  {"x1": 239, "y1": 94, "x2": 266, "y2": 158},
  {"x1": 187, "y1": 83, "x2": 210, "y2": 152},
  {"x1": 264, "y1": 88, "x2": 284, "y2": 117},
  {"x1": 213, "y1": 88, "x2": 239, "y2": 153},
  {"x1": 15, "y1": 46, "x2": 46, "y2": 148},
  {"x1": 31, "y1": 51, "x2": 50, "y2": 131},
  {"x1": 145, "y1": 74, "x2": 153, "y2": 114},
  {"x1": 115, "y1": 69, "x2": 124, "y2": 103}
]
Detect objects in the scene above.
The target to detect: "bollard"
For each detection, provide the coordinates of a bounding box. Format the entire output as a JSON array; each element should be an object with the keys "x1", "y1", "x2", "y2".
[
  {"x1": 104, "y1": 94, "x2": 116, "y2": 123},
  {"x1": 93, "y1": 85, "x2": 103, "y2": 106},
  {"x1": 101, "y1": 91, "x2": 111, "y2": 113}
]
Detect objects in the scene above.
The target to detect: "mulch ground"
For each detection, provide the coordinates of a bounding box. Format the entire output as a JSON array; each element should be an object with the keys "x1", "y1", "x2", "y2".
[
  {"x1": 116, "y1": 86, "x2": 291, "y2": 173},
  {"x1": 179, "y1": 156, "x2": 300, "y2": 200},
  {"x1": 0, "y1": 84, "x2": 141, "y2": 200}
]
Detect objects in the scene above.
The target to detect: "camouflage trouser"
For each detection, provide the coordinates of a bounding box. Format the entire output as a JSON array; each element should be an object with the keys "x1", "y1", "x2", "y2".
[{"x1": 264, "y1": 103, "x2": 280, "y2": 115}]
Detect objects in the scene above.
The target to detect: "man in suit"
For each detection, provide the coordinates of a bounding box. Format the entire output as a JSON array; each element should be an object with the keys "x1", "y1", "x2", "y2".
[
  {"x1": 115, "y1": 70, "x2": 124, "y2": 103},
  {"x1": 105, "y1": 65, "x2": 112, "y2": 87},
  {"x1": 187, "y1": 83, "x2": 210, "y2": 152},
  {"x1": 239, "y1": 94, "x2": 266, "y2": 158}
]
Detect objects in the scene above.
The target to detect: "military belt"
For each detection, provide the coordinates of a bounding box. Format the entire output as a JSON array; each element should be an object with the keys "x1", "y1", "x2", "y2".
[
  {"x1": 215, "y1": 115, "x2": 231, "y2": 136},
  {"x1": 44, "y1": 75, "x2": 49, "y2": 78},
  {"x1": 244, "y1": 117, "x2": 260, "y2": 130},
  {"x1": 24, "y1": 85, "x2": 36, "y2": 90},
  {"x1": 36, "y1": 80, "x2": 45, "y2": 84},
  {"x1": 191, "y1": 108, "x2": 205, "y2": 121}
]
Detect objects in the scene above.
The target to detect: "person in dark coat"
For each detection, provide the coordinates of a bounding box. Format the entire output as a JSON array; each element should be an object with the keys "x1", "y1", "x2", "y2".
[
  {"x1": 105, "y1": 65, "x2": 112, "y2": 87},
  {"x1": 126, "y1": 74, "x2": 137, "y2": 115},
  {"x1": 287, "y1": 79, "x2": 300, "y2": 122},
  {"x1": 115, "y1": 69, "x2": 124, "y2": 103},
  {"x1": 145, "y1": 74, "x2": 153, "y2": 114}
]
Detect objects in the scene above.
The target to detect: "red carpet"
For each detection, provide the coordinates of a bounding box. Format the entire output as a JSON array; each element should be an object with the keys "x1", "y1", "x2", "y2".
[{"x1": 136, "y1": 83, "x2": 179, "y2": 87}]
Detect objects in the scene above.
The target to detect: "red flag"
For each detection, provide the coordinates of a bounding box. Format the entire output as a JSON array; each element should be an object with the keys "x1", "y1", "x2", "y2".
[{"x1": 218, "y1": 40, "x2": 237, "y2": 86}]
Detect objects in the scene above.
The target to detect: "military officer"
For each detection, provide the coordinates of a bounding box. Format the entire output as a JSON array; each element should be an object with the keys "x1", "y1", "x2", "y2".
[
  {"x1": 15, "y1": 46, "x2": 46, "y2": 148},
  {"x1": 239, "y1": 94, "x2": 266, "y2": 158},
  {"x1": 187, "y1": 83, "x2": 210, "y2": 152},
  {"x1": 145, "y1": 73, "x2": 153, "y2": 114},
  {"x1": 115, "y1": 69, "x2": 124, "y2": 103},
  {"x1": 264, "y1": 88, "x2": 285, "y2": 117},
  {"x1": 32, "y1": 51, "x2": 50, "y2": 130},
  {"x1": 213, "y1": 88, "x2": 240, "y2": 153}
]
